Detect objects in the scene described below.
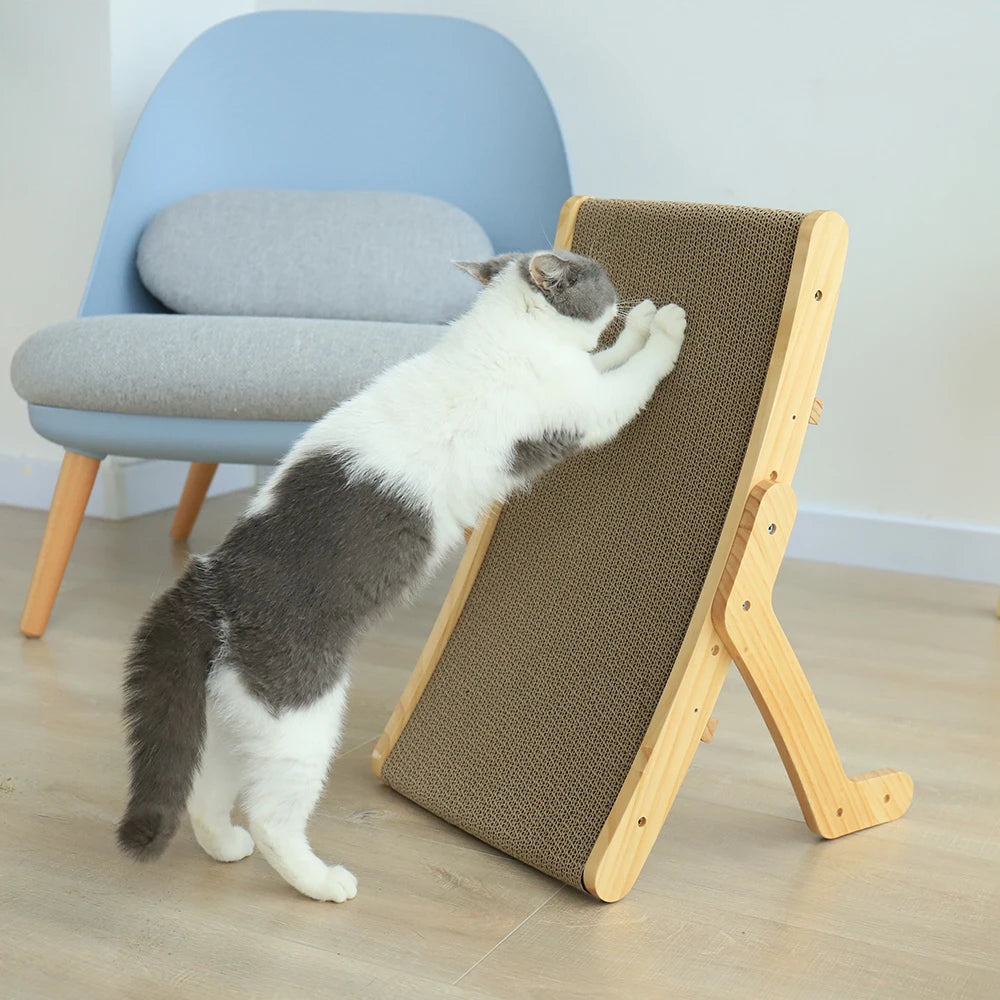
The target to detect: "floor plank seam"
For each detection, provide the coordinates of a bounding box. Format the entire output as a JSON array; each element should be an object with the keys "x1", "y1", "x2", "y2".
[
  {"x1": 336, "y1": 736, "x2": 376, "y2": 760},
  {"x1": 451, "y1": 885, "x2": 564, "y2": 986}
]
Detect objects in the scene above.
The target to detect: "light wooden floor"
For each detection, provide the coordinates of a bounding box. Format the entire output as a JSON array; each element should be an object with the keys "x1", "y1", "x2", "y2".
[{"x1": 2, "y1": 492, "x2": 998, "y2": 999}]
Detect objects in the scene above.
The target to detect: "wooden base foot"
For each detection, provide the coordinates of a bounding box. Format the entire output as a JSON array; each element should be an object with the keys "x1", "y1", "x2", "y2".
[
  {"x1": 713, "y1": 482, "x2": 913, "y2": 838},
  {"x1": 170, "y1": 462, "x2": 218, "y2": 540},
  {"x1": 20, "y1": 451, "x2": 101, "y2": 638}
]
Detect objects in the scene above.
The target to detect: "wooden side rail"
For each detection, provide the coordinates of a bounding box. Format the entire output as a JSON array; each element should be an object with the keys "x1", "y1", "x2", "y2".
[{"x1": 712, "y1": 482, "x2": 913, "y2": 838}]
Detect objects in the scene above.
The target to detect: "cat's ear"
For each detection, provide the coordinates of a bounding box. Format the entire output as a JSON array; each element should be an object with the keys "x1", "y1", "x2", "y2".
[
  {"x1": 528, "y1": 252, "x2": 573, "y2": 293},
  {"x1": 453, "y1": 259, "x2": 496, "y2": 285}
]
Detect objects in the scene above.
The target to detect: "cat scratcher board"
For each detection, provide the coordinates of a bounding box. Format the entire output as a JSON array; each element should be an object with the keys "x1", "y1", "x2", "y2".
[{"x1": 373, "y1": 197, "x2": 913, "y2": 902}]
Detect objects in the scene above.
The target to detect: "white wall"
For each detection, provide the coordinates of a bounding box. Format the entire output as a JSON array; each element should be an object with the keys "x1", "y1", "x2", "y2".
[
  {"x1": 259, "y1": 0, "x2": 1000, "y2": 535},
  {"x1": 110, "y1": 0, "x2": 252, "y2": 172},
  {"x1": 2, "y1": 0, "x2": 998, "y2": 574},
  {"x1": 0, "y1": 0, "x2": 112, "y2": 462},
  {"x1": 0, "y1": 1, "x2": 254, "y2": 516}
]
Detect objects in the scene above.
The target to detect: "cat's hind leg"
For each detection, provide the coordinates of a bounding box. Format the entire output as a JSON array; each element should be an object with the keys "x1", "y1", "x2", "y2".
[
  {"x1": 187, "y1": 700, "x2": 255, "y2": 862},
  {"x1": 212, "y1": 665, "x2": 356, "y2": 902}
]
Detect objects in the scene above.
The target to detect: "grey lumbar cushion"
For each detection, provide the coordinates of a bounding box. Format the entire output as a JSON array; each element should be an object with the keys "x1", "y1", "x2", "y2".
[{"x1": 136, "y1": 189, "x2": 494, "y2": 323}]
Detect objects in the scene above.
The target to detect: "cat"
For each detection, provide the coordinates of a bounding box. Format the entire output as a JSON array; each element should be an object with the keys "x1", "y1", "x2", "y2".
[{"x1": 116, "y1": 249, "x2": 687, "y2": 902}]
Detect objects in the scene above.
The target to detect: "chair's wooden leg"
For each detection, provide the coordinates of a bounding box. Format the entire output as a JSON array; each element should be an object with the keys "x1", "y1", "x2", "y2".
[
  {"x1": 20, "y1": 451, "x2": 101, "y2": 638},
  {"x1": 170, "y1": 462, "x2": 218, "y2": 540},
  {"x1": 712, "y1": 481, "x2": 913, "y2": 838}
]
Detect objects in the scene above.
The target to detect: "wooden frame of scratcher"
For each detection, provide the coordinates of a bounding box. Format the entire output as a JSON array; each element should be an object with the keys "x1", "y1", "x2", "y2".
[{"x1": 373, "y1": 196, "x2": 913, "y2": 902}]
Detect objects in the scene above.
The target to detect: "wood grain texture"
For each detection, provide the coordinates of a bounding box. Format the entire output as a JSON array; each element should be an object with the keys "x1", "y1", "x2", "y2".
[
  {"x1": 553, "y1": 194, "x2": 590, "y2": 246},
  {"x1": 19, "y1": 450, "x2": 101, "y2": 638},
  {"x1": 582, "y1": 211, "x2": 850, "y2": 901},
  {"x1": 809, "y1": 397, "x2": 824, "y2": 424},
  {"x1": 170, "y1": 462, "x2": 218, "y2": 540},
  {"x1": 713, "y1": 482, "x2": 913, "y2": 837},
  {"x1": 0, "y1": 493, "x2": 997, "y2": 999}
]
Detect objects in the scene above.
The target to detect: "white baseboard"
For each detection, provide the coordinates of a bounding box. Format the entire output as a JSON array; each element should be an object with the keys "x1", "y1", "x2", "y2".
[
  {"x1": 0, "y1": 456, "x2": 254, "y2": 520},
  {"x1": 2, "y1": 455, "x2": 996, "y2": 583},
  {"x1": 110, "y1": 458, "x2": 255, "y2": 519},
  {"x1": 789, "y1": 506, "x2": 1000, "y2": 585}
]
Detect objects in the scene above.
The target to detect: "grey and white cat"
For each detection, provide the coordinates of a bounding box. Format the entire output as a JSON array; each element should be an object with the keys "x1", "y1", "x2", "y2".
[{"x1": 117, "y1": 250, "x2": 686, "y2": 902}]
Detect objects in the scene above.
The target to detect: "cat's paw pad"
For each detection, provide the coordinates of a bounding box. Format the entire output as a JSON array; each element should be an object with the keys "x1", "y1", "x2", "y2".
[{"x1": 320, "y1": 864, "x2": 358, "y2": 903}]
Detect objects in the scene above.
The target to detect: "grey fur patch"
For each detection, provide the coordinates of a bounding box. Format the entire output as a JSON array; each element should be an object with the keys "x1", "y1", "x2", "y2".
[
  {"x1": 526, "y1": 251, "x2": 617, "y2": 322},
  {"x1": 117, "y1": 451, "x2": 433, "y2": 859},
  {"x1": 510, "y1": 429, "x2": 582, "y2": 480},
  {"x1": 456, "y1": 250, "x2": 617, "y2": 323},
  {"x1": 211, "y1": 453, "x2": 434, "y2": 711},
  {"x1": 118, "y1": 559, "x2": 216, "y2": 859}
]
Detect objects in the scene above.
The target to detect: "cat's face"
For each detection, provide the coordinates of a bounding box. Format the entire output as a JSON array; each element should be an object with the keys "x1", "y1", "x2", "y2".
[{"x1": 455, "y1": 251, "x2": 617, "y2": 345}]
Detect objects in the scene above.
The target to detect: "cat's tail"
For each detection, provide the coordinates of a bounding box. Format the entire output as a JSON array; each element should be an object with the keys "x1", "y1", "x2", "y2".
[{"x1": 116, "y1": 559, "x2": 219, "y2": 861}]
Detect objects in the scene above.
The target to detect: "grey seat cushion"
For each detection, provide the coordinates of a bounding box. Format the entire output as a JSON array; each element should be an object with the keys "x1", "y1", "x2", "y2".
[
  {"x1": 11, "y1": 314, "x2": 442, "y2": 422},
  {"x1": 137, "y1": 190, "x2": 494, "y2": 323}
]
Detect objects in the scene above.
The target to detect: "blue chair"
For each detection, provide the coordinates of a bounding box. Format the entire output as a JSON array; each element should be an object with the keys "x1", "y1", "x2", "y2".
[{"x1": 10, "y1": 10, "x2": 570, "y2": 637}]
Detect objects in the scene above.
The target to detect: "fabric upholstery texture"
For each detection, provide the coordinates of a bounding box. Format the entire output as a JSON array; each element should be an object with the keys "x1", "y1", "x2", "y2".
[
  {"x1": 381, "y1": 199, "x2": 806, "y2": 888},
  {"x1": 136, "y1": 190, "x2": 494, "y2": 323},
  {"x1": 11, "y1": 314, "x2": 442, "y2": 421}
]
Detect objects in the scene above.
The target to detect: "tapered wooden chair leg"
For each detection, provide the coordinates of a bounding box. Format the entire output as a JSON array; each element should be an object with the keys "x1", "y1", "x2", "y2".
[
  {"x1": 20, "y1": 451, "x2": 101, "y2": 638},
  {"x1": 170, "y1": 462, "x2": 218, "y2": 540}
]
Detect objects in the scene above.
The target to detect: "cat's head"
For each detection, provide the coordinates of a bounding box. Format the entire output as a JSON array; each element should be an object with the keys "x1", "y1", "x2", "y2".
[{"x1": 454, "y1": 251, "x2": 617, "y2": 348}]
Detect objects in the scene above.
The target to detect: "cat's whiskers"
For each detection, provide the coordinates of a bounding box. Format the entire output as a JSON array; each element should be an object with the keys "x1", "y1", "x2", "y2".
[{"x1": 613, "y1": 297, "x2": 657, "y2": 321}]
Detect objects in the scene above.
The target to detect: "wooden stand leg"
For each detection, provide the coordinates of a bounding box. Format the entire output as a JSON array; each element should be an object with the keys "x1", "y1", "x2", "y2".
[
  {"x1": 712, "y1": 482, "x2": 913, "y2": 838},
  {"x1": 20, "y1": 451, "x2": 101, "y2": 638},
  {"x1": 170, "y1": 462, "x2": 218, "y2": 540}
]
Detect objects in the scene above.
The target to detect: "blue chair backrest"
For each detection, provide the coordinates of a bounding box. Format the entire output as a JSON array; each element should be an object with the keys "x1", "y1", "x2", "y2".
[{"x1": 81, "y1": 11, "x2": 571, "y2": 316}]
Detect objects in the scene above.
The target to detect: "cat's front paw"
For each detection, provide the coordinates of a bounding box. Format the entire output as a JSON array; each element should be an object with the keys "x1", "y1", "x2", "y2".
[
  {"x1": 652, "y1": 303, "x2": 686, "y2": 343},
  {"x1": 614, "y1": 299, "x2": 657, "y2": 355},
  {"x1": 626, "y1": 299, "x2": 657, "y2": 333},
  {"x1": 648, "y1": 303, "x2": 687, "y2": 370}
]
